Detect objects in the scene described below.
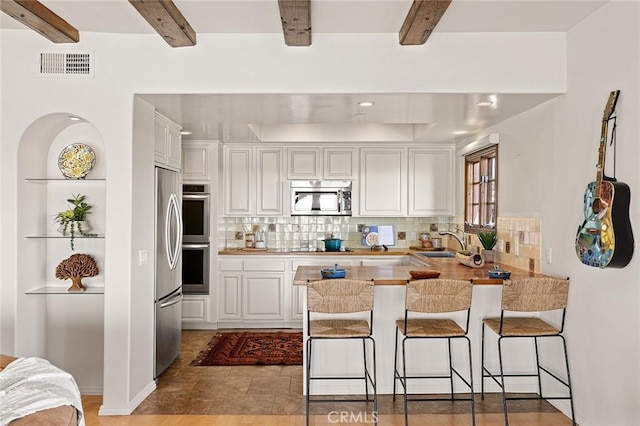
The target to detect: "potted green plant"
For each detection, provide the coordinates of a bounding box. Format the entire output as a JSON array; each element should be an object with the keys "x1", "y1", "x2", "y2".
[
  {"x1": 54, "y1": 193, "x2": 94, "y2": 250},
  {"x1": 477, "y1": 231, "x2": 498, "y2": 263}
]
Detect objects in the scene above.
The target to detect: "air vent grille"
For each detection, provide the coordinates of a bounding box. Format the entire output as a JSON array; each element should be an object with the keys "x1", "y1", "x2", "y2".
[{"x1": 39, "y1": 51, "x2": 93, "y2": 78}]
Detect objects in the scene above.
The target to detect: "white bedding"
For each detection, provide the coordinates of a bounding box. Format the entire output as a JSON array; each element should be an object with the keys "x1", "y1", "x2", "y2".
[{"x1": 0, "y1": 357, "x2": 84, "y2": 426}]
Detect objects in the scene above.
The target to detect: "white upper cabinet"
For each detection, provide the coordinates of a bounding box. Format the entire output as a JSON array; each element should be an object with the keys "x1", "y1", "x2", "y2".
[
  {"x1": 223, "y1": 146, "x2": 284, "y2": 216},
  {"x1": 154, "y1": 112, "x2": 181, "y2": 170},
  {"x1": 359, "y1": 147, "x2": 407, "y2": 216},
  {"x1": 287, "y1": 147, "x2": 357, "y2": 180},
  {"x1": 408, "y1": 147, "x2": 454, "y2": 216},
  {"x1": 323, "y1": 148, "x2": 357, "y2": 180},
  {"x1": 256, "y1": 148, "x2": 284, "y2": 215},
  {"x1": 287, "y1": 148, "x2": 321, "y2": 180},
  {"x1": 182, "y1": 141, "x2": 211, "y2": 182}
]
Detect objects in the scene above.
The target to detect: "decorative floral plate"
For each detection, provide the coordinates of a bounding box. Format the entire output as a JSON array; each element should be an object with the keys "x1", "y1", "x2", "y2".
[{"x1": 58, "y1": 143, "x2": 96, "y2": 179}]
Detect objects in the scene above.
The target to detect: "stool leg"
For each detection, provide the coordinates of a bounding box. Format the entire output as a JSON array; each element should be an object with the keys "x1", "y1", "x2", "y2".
[
  {"x1": 447, "y1": 338, "x2": 454, "y2": 400},
  {"x1": 559, "y1": 335, "x2": 576, "y2": 426},
  {"x1": 465, "y1": 335, "x2": 476, "y2": 426},
  {"x1": 497, "y1": 336, "x2": 509, "y2": 425},
  {"x1": 402, "y1": 337, "x2": 409, "y2": 426},
  {"x1": 481, "y1": 323, "x2": 486, "y2": 400},
  {"x1": 306, "y1": 338, "x2": 312, "y2": 426},
  {"x1": 393, "y1": 327, "x2": 399, "y2": 401},
  {"x1": 363, "y1": 339, "x2": 369, "y2": 401},
  {"x1": 370, "y1": 336, "x2": 378, "y2": 424},
  {"x1": 534, "y1": 336, "x2": 543, "y2": 398}
]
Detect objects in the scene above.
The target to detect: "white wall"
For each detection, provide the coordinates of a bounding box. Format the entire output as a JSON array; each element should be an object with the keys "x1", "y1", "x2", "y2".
[
  {"x1": 456, "y1": 3, "x2": 640, "y2": 425},
  {"x1": 1, "y1": 30, "x2": 568, "y2": 414}
]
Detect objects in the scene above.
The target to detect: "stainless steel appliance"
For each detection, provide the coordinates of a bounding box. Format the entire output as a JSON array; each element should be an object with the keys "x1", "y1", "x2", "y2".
[
  {"x1": 291, "y1": 180, "x2": 352, "y2": 216},
  {"x1": 182, "y1": 184, "x2": 210, "y2": 243},
  {"x1": 181, "y1": 243, "x2": 210, "y2": 294},
  {"x1": 181, "y1": 184, "x2": 210, "y2": 295},
  {"x1": 154, "y1": 166, "x2": 183, "y2": 379}
]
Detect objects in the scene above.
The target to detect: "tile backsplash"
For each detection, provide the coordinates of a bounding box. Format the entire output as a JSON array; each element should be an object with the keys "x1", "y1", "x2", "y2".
[
  {"x1": 219, "y1": 215, "x2": 542, "y2": 272},
  {"x1": 219, "y1": 216, "x2": 456, "y2": 251}
]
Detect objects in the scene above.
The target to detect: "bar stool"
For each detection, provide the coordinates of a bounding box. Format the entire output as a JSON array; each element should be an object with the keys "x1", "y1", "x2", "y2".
[
  {"x1": 393, "y1": 278, "x2": 475, "y2": 426},
  {"x1": 481, "y1": 277, "x2": 575, "y2": 425},
  {"x1": 305, "y1": 279, "x2": 377, "y2": 426}
]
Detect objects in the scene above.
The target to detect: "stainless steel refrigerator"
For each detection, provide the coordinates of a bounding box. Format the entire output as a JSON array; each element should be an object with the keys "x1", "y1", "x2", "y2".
[{"x1": 154, "y1": 166, "x2": 183, "y2": 379}]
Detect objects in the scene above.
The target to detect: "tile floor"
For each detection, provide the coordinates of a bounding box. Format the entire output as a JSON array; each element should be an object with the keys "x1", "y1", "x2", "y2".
[{"x1": 133, "y1": 330, "x2": 563, "y2": 417}]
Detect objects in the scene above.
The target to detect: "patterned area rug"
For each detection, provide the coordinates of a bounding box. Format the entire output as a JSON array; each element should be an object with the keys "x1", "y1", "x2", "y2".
[{"x1": 190, "y1": 331, "x2": 303, "y2": 366}]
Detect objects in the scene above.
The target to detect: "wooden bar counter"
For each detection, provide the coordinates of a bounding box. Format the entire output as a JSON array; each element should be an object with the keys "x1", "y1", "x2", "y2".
[
  {"x1": 296, "y1": 258, "x2": 548, "y2": 397},
  {"x1": 294, "y1": 257, "x2": 542, "y2": 286}
]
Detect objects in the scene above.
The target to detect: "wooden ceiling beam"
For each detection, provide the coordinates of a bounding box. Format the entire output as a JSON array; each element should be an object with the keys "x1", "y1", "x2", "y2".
[
  {"x1": 399, "y1": 0, "x2": 451, "y2": 46},
  {"x1": 278, "y1": 0, "x2": 311, "y2": 47},
  {"x1": 0, "y1": 0, "x2": 79, "y2": 43},
  {"x1": 128, "y1": 0, "x2": 196, "y2": 47}
]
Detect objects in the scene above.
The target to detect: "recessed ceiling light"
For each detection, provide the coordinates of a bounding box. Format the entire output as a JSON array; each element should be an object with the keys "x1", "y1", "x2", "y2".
[
  {"x1": 452, "y1": 130, "x2": 469, "y2": 135},
  {"x1": 476, "y1": 100, "x2": 494, "y2": 107},
  {"x1": 357, "y1": 101, "x2": 375, "y2": 107},
  {"x1": 180, "y1": 130, "x2": 193, "y2": 135},
  {"x1": 68, "y1": 115, "x2": 82, "y2": 121}
]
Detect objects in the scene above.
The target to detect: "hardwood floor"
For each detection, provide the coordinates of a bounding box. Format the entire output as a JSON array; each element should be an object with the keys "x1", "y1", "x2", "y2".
[{"x1": 81, "y1": 330, "x2": 575, "y2": 425}]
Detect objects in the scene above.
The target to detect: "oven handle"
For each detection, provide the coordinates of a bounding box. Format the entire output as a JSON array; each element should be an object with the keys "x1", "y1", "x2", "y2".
[
  {"x1": 183, "y1": 194, "x2": 210, "y2": 199},
  {"x1": 182, "y1": 244, "x2": 210, "y2": 249}
]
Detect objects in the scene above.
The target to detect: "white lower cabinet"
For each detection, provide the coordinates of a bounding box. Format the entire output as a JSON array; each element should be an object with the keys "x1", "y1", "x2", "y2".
[
  {"x1": 243, "y1": 273, "x2": 285, "y2": 320},
  {"x1": 219, "y1": 272, "x2": 242, "y2": 320}
]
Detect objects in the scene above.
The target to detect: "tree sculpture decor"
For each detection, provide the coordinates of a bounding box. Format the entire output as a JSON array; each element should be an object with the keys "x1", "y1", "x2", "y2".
[{"x1": 55, "y1": 253, "x2": 99, "y2": 292}]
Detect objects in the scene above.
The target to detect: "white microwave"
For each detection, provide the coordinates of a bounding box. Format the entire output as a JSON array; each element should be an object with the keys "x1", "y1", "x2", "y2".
[{"x1": 290, "y1": 181, "x2": 352, "y2": 216}]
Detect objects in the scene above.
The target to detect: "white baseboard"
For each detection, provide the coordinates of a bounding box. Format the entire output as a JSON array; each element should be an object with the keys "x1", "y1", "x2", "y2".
[{"x1": 97, "y1": 380, "x2": 156, "y2": 416}]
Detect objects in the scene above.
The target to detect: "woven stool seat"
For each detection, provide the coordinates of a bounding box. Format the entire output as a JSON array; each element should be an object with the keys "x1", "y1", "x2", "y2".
[
  {"x1": 310, "y1": 319, "x2": 371, "y2": 337},
  {"x1": 483, "y1": 317, "x2": 560, "y2": 336},
  {"x1": 396, "y1": 318, "x2": 466, "y2": 337}
]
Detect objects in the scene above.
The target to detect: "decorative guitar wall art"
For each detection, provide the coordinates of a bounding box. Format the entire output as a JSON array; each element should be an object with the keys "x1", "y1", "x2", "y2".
[{"x1": 575, "y1": 90, "x2": 634, "y2": 268}]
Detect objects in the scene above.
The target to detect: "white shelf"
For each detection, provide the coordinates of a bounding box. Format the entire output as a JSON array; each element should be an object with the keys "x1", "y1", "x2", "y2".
[
  {"x1": 25, "y1": 178, "x2": 105, "y2": 183},
  {"x1": 25, "y1": 234, "x2": 105, "y2": 239},
  {"x1": 26, "y1": 286, "x2": 105, "y2": 295}
]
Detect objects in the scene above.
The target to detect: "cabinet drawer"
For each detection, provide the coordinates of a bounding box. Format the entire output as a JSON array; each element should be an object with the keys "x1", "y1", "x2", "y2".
[
  {"x1": 220, "y1": 259, "x2": 243, "y2": 271},
  {"x1": 243, "y1": 260, "x2": 286, "y2": 272}
]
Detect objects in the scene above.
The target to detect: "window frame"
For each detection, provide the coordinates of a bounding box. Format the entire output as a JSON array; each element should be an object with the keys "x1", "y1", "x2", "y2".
[{"x1": 464, "y1": 145, "x2": 498, "y2": 234}]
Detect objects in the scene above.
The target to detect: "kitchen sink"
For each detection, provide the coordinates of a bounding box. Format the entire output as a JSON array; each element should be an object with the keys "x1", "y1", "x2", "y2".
[{"x1": 416, "y1": 251, "x2": 456, "y2": 258}]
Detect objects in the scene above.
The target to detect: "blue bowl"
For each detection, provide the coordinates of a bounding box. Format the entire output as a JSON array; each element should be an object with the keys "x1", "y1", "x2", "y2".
[
  {"x1": 320, "y1": 268, "x2": 347, "y2": 279},
  {"x1": 488, "y1": 269, "x2": 511, "y2": 279}
]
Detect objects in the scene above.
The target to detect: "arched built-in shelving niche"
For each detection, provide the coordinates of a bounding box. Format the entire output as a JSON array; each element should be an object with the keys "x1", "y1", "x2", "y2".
[{"x1": 17, "y1": 113, "x2": 106, "y2": 394}]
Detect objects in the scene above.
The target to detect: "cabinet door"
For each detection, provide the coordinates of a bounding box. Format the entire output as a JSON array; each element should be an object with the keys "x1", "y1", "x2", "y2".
[
  {"x1": 154, "y1": 116, "x2": 168, "y2": 165},
  {"x1": 256, "y1": 148, "x2": 283, "y2": 215},
  {"x1": 167, "y1": 124, "x2": 182, "y2": 170},
  {"x1": 243, "y1": 273, "x2": 285, "y2": 320},
  {"x1": 324, "y1": 148, "x2": 356, "y2": 180},
  {"x1": 291, "y1": 282, "x2": 304, "y2": 321},
  {"x1": 287, "y1": 148, "x2": 321, "y2": 180},
  {"x1": 224, "y1": 147, "x2": 253, "y2": 216},
  {"x1": 359, "y1": 148, "x2": 407, "y2": 216},
  {"x1": 219, "y1": 273, "x2": 242, "y2": 320},
  {"x1": 182, "y1": 142, "x2": 210, "y2": 181},
  {"x1": 408, "y1": 147, "x2": 454, "y2": 216}
]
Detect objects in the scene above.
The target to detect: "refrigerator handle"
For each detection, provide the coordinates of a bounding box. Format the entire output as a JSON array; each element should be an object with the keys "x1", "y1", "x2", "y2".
[
  {"x1": 164, "y1": 195, "x2": 173, "y2": 270},
  {"x1": 159, "y1": 291, "x2": 183, "y2": 309},
  {"x1": 169, "y1": 193, "x2": 182, "y2": 271}
]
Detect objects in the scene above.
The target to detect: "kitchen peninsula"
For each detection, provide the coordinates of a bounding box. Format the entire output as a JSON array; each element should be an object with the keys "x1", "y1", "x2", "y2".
[{"x1": 291, "y1": 256, "x2": 548, "y2": 396}]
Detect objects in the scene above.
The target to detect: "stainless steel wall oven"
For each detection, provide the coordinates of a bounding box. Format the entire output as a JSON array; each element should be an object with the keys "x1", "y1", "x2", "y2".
[
  {"x1": 182, "y1": 184, "x2": 210, "y2": 295},
  {"x1": 181, "y1": 243, "x2": 210, "y2": 295}
]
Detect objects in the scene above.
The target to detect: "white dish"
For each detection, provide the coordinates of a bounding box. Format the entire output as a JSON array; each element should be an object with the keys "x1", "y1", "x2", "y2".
[{"x1": 365, "y1": 232, "x2": 379, "y2": 246}]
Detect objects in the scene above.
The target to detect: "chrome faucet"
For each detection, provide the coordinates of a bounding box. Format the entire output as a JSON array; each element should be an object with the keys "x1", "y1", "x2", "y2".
[{"x1": 439, "y1": 227, "x2": 467, "y2": 251}]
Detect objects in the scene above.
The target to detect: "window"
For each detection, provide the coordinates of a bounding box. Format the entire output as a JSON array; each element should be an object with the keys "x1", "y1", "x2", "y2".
[{"x1": 464, "y1": 145, "x2": 497, "y2": 232}]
